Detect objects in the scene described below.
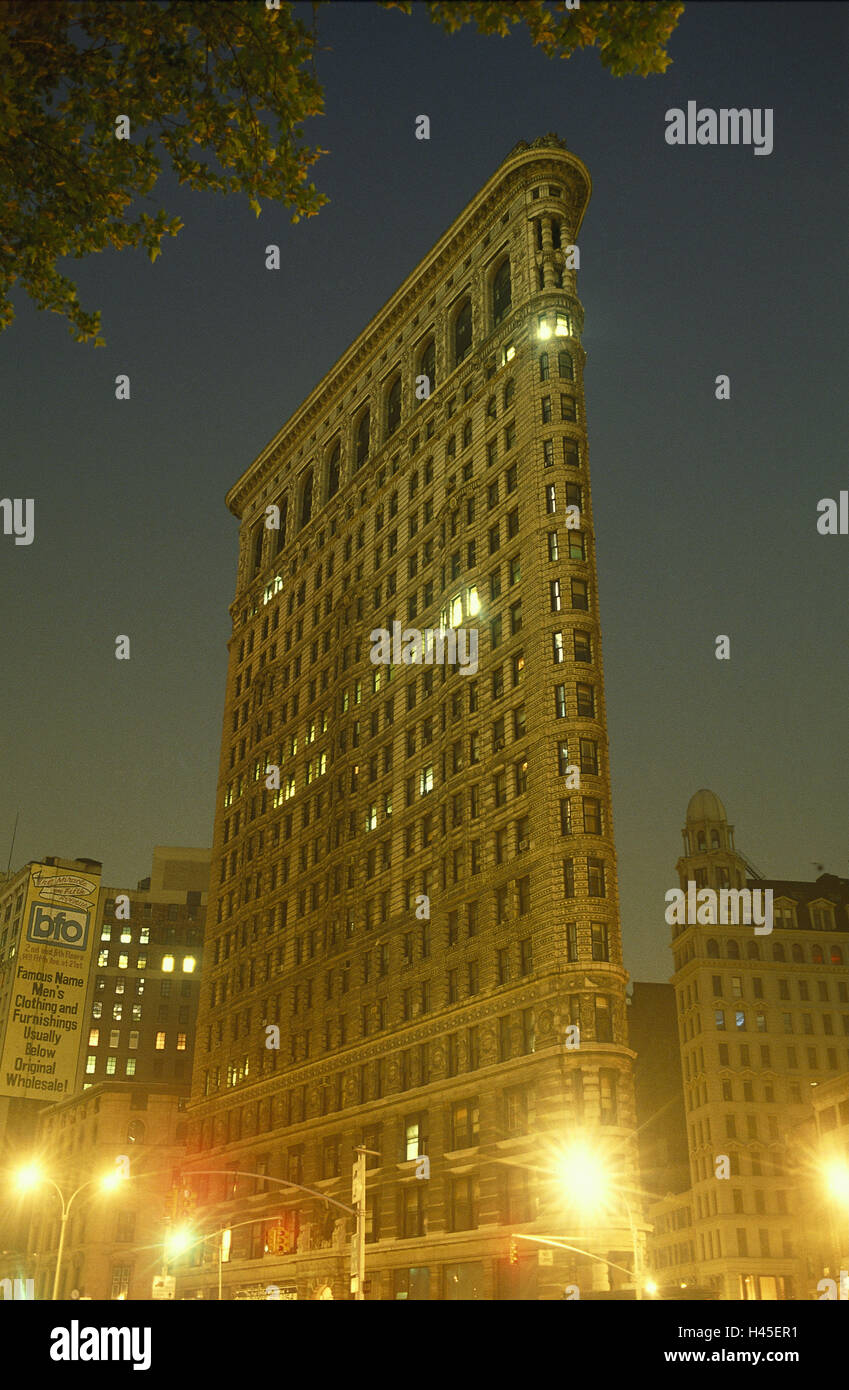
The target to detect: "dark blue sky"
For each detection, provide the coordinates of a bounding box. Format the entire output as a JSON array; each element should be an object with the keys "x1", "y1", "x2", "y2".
[{"x1": 2, "y1": 1, "x2": 846, "y2": 982}]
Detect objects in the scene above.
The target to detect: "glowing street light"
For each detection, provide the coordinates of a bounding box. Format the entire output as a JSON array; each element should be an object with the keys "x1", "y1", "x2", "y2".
[
  {"x1": 15, "y1": 1164, "x2": 42, "y2": 1192},
  {"x1": 557, "y1": 1144, "x2": 611, "y2": 1216},
  {"x1": 553, "y1": 1140, "x2": 651, "y2": 1300},
  {"x1": 823, "y1": 1161, "x2": 849, "y2": 1206},
  {"x1": 12, "y1": 1161, "x2": 126, "y2": 1299}
]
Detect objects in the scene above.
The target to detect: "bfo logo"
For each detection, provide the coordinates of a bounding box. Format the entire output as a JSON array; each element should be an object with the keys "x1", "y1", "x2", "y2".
[{"x1": 26, "y1": 902, "x2": 89, "y2": 951}]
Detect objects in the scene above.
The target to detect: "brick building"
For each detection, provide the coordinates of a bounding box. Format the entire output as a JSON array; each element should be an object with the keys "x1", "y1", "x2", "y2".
[{"x1": 181, "y1": 134, "x2": 642, "y2": 1300}]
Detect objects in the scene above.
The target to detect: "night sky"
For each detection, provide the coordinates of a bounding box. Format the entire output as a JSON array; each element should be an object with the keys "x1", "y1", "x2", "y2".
[{"x1": 2, "y1": 1, "x2": 847, "y2": 983}]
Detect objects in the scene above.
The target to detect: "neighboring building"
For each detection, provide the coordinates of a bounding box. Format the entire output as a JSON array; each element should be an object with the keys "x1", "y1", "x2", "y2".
[
  {"x1": 647, "y1": 1191, "x2": 700, "y2": 1295},
  {"x1": 629, "y1": 982, "x2": 689, "y2": 1196},
  {"x1": 785, "y1": 1073, "x2": 849, "y2": 1297},
  {"x1": 23, "y1": 1082, "x2": 188, "y2": 1300},
  {"x1": 182, "y1": 134, "x2": 643, "y2": 1300},
  {"x1": 0, "y1": 855, "x2": 102, "y2": 1290},
  {"x1": 78, "y1": 848, "x2": 210, "y2": 1091},
  {"x1": 669, "y1": 789, "x2": 848, "y2": 1300}
]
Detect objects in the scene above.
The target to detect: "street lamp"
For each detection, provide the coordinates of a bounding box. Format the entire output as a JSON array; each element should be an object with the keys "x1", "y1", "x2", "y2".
[
  {"x1": 556, "y1": 1141, "x2": 651, "y2": 1300},
  {"x1": 15, "y1": 1163, "x2": 125, "y2": 1301},
  {"x1": 823, "y1": 1161, "x2": 849, "y2": 1206}
]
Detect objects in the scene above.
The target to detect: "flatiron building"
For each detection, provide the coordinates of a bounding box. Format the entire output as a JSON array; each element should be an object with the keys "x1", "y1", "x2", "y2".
[{"x1": 184, "y1": 135, "x2": 642, "y2": 1301}]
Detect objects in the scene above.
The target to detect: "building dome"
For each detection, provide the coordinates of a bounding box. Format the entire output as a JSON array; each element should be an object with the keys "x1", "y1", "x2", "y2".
[{"x1": 686, "y1": 789, "x2": 727, "y2": 823}]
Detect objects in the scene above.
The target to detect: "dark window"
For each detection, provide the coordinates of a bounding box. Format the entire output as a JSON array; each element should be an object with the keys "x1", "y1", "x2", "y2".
[
  {"x1": 355, "y1": 410, "x2": 370, "y2": 469},
  {"x1": 386, "y1": 377, "x2": 402, "y2": 437},
  {"x1": 299, "y1": 469, "x2": 313, "y2": 531},
  {"x1": 326, "y1": 444, "x2": 340, "y2": 500},
  {"x1": 492, "y1": 259, "x2": 511, "y2": 326},
  {"x1": 454, "y1": 299, "x2": 472, "y2": 364},
  {"x1": 420, "y1": 338, "x2": 436, "y2": 395}
]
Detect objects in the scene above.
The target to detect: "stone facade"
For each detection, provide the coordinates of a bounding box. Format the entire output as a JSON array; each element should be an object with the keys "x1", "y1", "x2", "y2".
[
  {"x1": 182, "y1": 135, "x2": 641, "y2": 1301},
  {"x1": 666, "y1": 790, "x2": 849, "y2": 1300}
]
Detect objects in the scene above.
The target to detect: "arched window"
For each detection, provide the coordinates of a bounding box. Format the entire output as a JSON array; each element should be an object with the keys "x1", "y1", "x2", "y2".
[
  {"x1": 298, "y1": 468, "x2": 313, "y2": 531},
  {"x1": 727, "y1": 939, "x2": 740, "y2": 959},
  {"x1": 275, "y1": 496, "x2": 288, "y2": 555},
  {"x1": 419, "y1": 339, "x2": 436, "y2": 396},
  {"x1": 706, "y1": 939, "x2": 719, "y2": 958},
  {"x1": 831, "y1": 945, "x2": 844, "y2": 964},
  {"x1": 558, "y1": 350, "x2": 573, "y2": 380},
  {"x1": 355, "y1": 409, "x2": 370, "y2": 470},
  {"x1": 386, "y1": 376, "x2": 401, "y2": 438},
  {"x1": 326, "y1": 443, "x2": 340, "y2": 501},
  {"x1": 503, "y1": 379, "x2": 515, "y2": 410},
  {"x1": 746, "y1": 941, "x2": 760, "y2": 959},
  {"x1": 711, "y1": 831, "x2": 720, "y2": 848},
  {"x1": 791, "y1": 943, "x2": 804, "y2": 963},
  {"x1": 811, "y1": 944, "x2": 824, "y2": 964},
  {"x1": 492, "y1": 259, "x2": 511, "y2": 326},
  {"x1": 252, "y1": 525, "x2": 264, "y2": 574},
  {"x1": 454, "y1": 298, "x2": 472, "y2": 365},
  {"x1": 697, "y1": 832, "x2": 706, "y2": 851},
  {"x1": 772, "y1": 942, "x2": 785, "y2": 961}
]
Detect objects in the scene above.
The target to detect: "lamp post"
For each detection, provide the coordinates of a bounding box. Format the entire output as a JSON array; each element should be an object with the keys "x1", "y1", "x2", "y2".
[
  {"x1": 556, "y1": 1143, "x2": 651, "y2": 1299},
  {"x1": 15, "y1": 1163, "x2": 124, "y2": 1301},
  {"x1": 175, "y1": 1167, "x2": 365, "y2": 1299}
]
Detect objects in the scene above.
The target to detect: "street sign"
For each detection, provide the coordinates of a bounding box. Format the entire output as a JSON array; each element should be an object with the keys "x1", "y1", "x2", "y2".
[{"x1": 151, "y1": 1275, "x2": 176, "y2": 1300}]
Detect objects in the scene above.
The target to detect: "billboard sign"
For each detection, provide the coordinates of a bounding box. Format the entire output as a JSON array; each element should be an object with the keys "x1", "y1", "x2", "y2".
[{"x1": 0, "y1": 862, "x2": 101, "y2": 1099}]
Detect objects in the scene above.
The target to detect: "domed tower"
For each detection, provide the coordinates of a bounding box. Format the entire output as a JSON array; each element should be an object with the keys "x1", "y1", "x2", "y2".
[{"x1": 675, "y1": 789, "x2": 749, "y2": 895}]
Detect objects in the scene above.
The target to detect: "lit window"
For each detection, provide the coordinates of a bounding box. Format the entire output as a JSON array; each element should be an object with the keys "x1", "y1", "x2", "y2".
[
  {"x1": 88, "y1": 1028, "x2": 100, "y2": 1047},
  {"x1": 117, "y1": 953, "x2": 129, "y2": 969},
  {"x1": 106, "y1": 1057, "x2": 117, "y2": 1076},
  {"x1": 538, "y1": 315, "x2": 552, "y2": 340},
  {"x1": 125, "y1": 1059, "x2": 136, "y2": 1077},
  {"x1": 182, "y1": 956, "x2": 196, "y2": 973},
  {"x1": 109, "y1": 1029, "x2": 120, "y2": 1047},
  {"x1": 137, "y1": 954, "x2": 147, "y2": 969},
  {"x1": 555, "y1": 314, "x2": 570, "y2": 337},
  {"x1": 129, "y1": 1031, "x2": 139, "y2": 1049},
  {"x1": 100, "y1": 924, "x2": 111, "y2": 942},
  {"x1": 162, "y1": 955, "x2": 175, "y2": 972},
  {"x1": 98, "y1": 950, "x2": 109, "y2": 967},
  {"x1": 467, "y1": 585, "x2": 480, "y2": 617},
  {"x1": 120, "y1": 930, "x2": 132, "y2": 944},
  {"x1": 155, "y1": 1032, "x2": 166, "y2": 1050},
  {"x1": 449, "y1": 595, "x2": 462, "y2": 628},
  {"x1": 85, "y1": 1055, "x2": 96, "y2": 1074},
  {"x1": 140, "y1": 926, "x2": 150, "y2": 945},
  {"x1": 420, "y1": 766, "x2": 434, "y2": 796},
  {"x1": 177, "y1": 1033, "x2": 187, "y2": 1051}
]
